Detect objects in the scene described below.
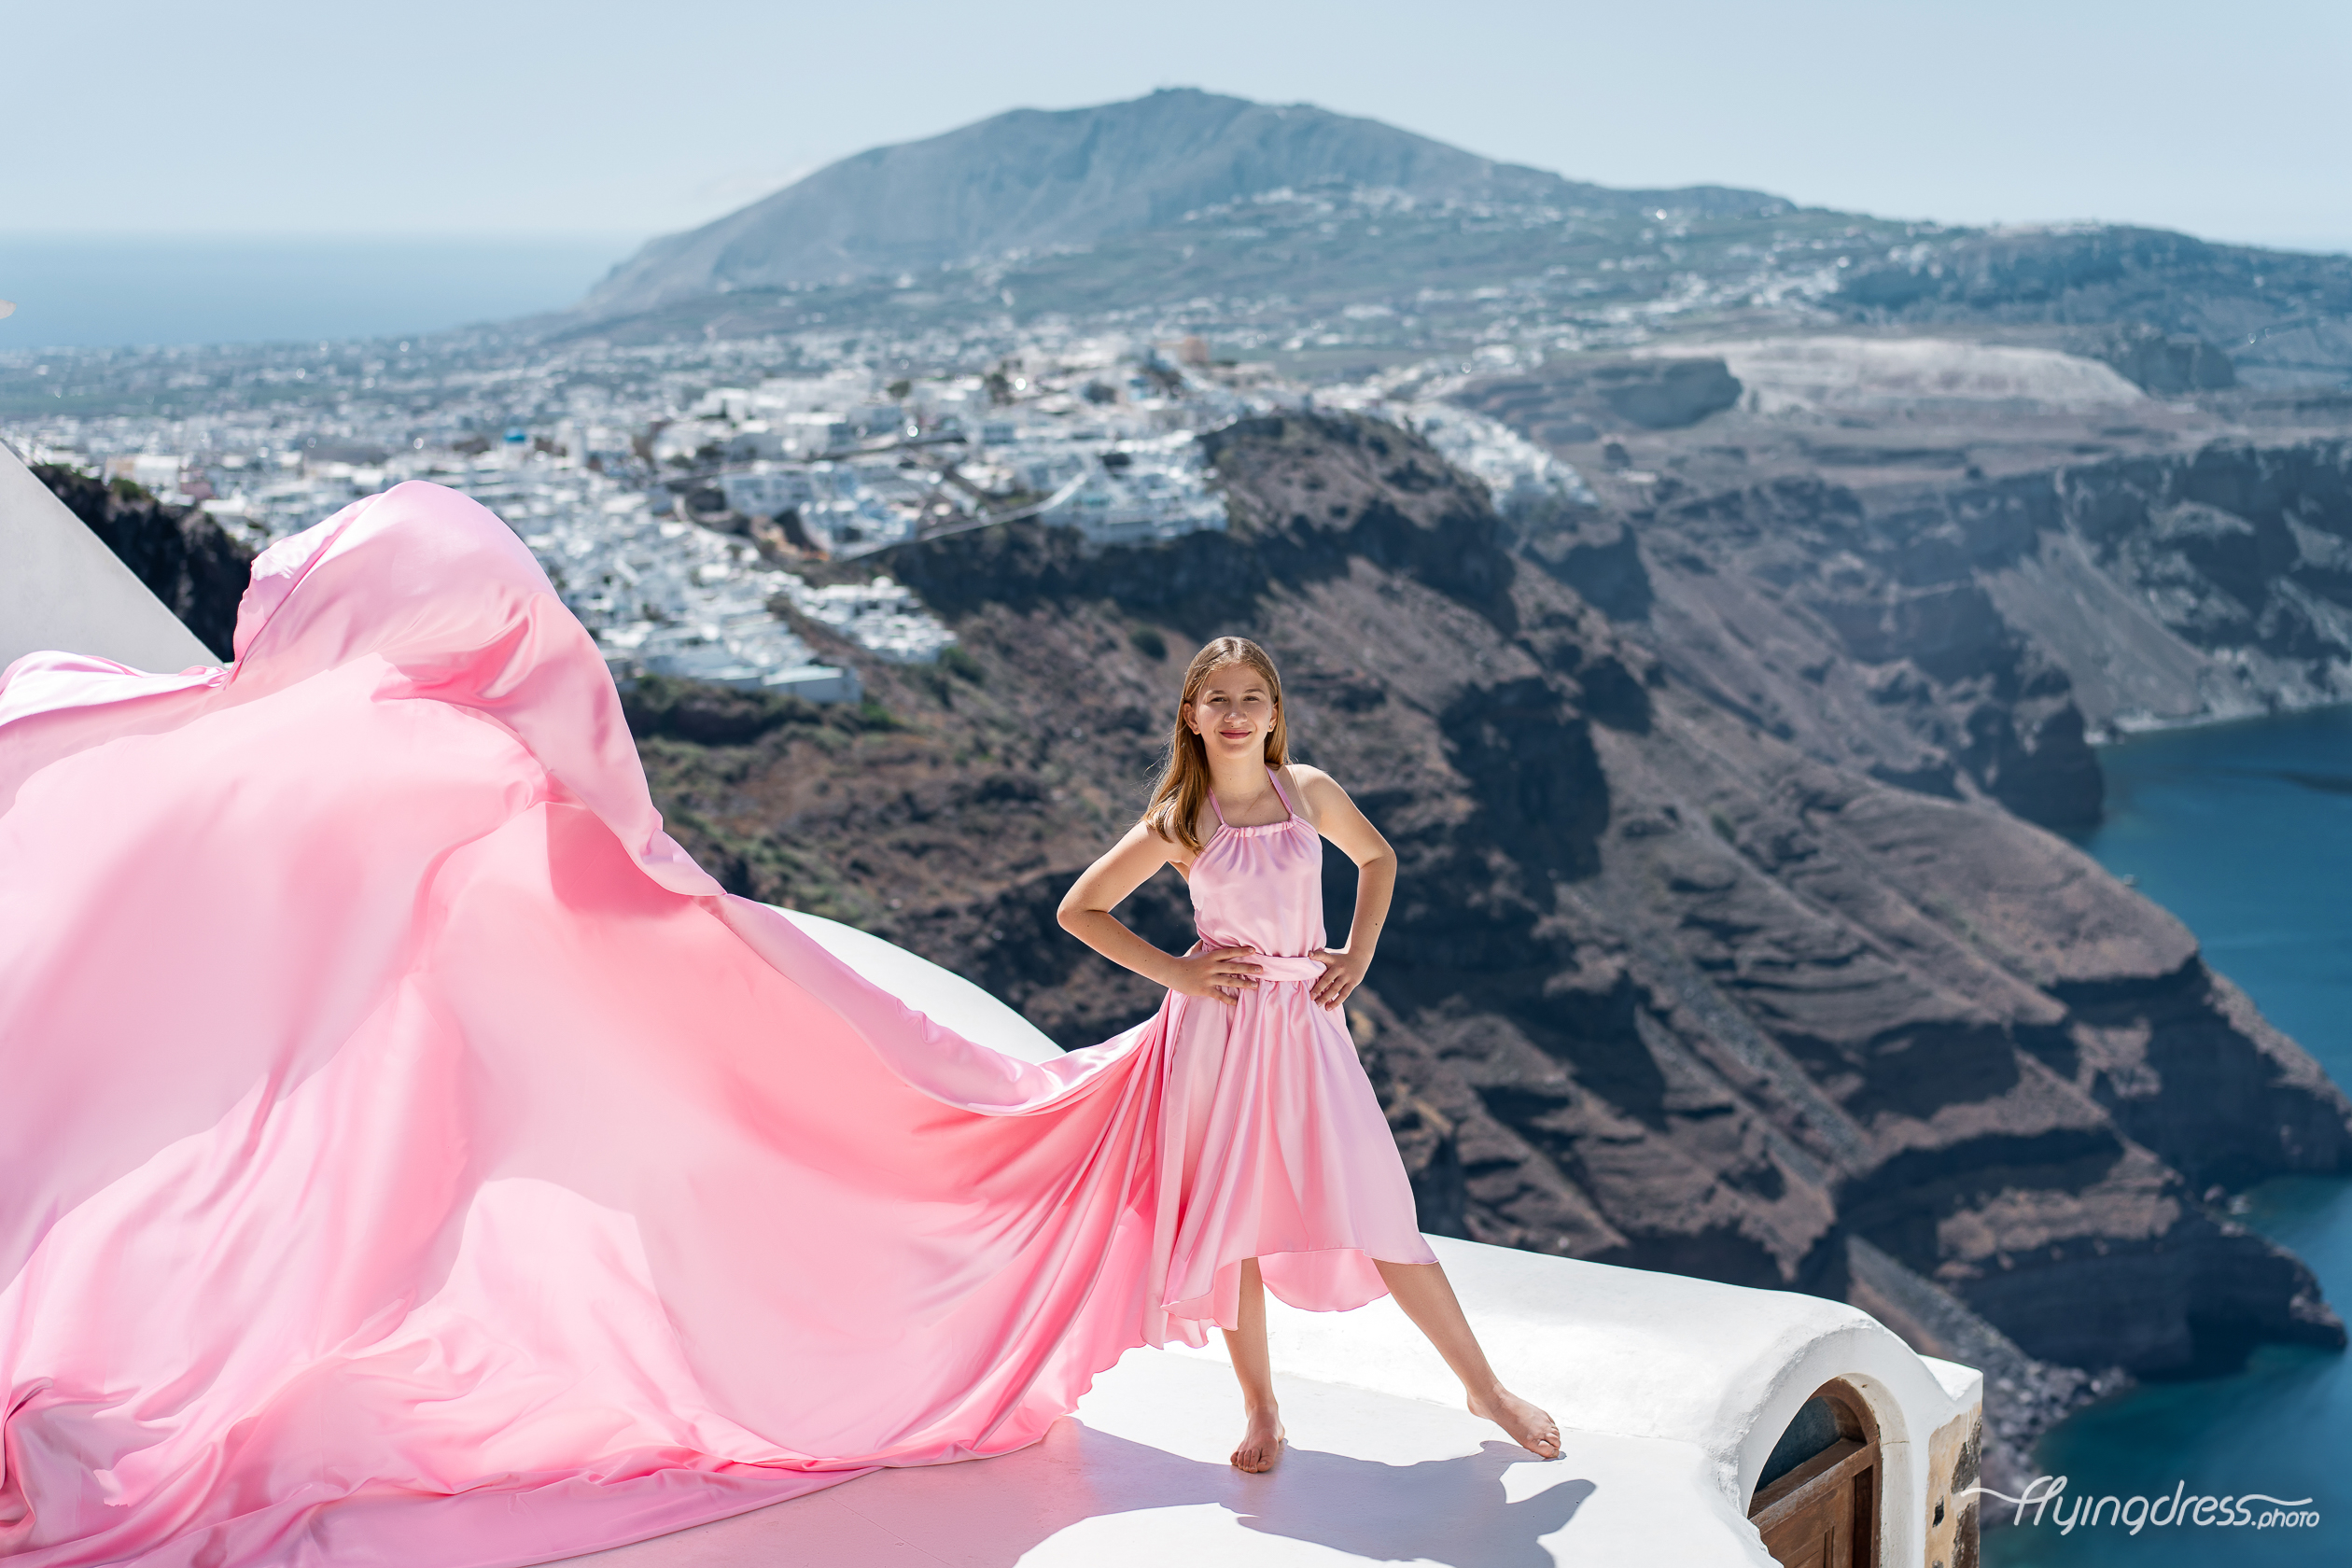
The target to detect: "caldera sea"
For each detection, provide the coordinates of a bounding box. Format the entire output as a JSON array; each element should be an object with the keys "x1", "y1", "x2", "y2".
[{"x1": 1987, "y1": 706, "x2": 2352, "y2": 1566}]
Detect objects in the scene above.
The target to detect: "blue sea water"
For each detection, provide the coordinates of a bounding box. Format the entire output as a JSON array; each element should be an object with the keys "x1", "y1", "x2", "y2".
[
  {"x1": 1987, "y1": 706, "x2": 2352, "y2": 1566},
  {"x1": 0, "y1": 234, "x2": 641, "y2": 349}
]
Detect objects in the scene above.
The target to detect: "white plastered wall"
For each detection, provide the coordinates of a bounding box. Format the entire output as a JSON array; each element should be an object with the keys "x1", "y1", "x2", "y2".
[
  {"x1": 0, "y1": 442, "x2": 217, "y2": 672},
  {"x1": 1159, "y1": 1239, "x2": 1982, "y2": 1566}
]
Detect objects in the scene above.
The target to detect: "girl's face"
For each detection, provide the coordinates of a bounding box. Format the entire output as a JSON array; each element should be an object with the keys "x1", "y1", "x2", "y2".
[{"x1": 1185, "y1": 662, "x2": 1277, "y2": 761}]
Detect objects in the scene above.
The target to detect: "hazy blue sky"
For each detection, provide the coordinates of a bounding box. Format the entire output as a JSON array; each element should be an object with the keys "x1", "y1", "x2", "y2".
[{"x1": 8, "y1": 0, "x2": 2349, "y2": 252}]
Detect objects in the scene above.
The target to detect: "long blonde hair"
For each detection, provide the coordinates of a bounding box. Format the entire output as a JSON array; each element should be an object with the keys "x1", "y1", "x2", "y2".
[{"x1": 1141, "y1": 637, "x2": 1290, "y2": 856}]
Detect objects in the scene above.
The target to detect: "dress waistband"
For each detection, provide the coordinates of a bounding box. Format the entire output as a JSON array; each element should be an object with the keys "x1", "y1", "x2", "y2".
[{"x1": 1192, "y1": 945, "x2": 1325, "y2": 984}]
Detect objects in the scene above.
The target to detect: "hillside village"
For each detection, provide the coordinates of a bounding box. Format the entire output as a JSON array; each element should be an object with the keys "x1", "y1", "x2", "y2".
[{"x1": 3, "y1": 329, "x2": 1578, "y2": 696}]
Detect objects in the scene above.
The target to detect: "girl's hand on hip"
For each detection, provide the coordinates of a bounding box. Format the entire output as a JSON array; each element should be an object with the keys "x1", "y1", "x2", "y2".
[
  {"x1": 1166, "y1": 946, "x2": 1263, "y2": 1004},
  {"x1": 1309, "y1": 946, "x2": 1369, "y2": 1010}
]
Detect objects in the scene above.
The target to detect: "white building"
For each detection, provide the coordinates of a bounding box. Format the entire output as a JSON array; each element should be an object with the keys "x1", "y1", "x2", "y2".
[
  {"x1": 1403, "y1": 400, "x2": 1599, "y2": 514},
  {"x1": 719, "y1": 463, "x2": 817, "y2": 519}
]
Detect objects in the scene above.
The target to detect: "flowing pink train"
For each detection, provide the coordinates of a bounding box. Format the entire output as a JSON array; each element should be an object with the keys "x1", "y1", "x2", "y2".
[{"x1": 0, "y1": 482, "x2": 1433, "y2": 1567}]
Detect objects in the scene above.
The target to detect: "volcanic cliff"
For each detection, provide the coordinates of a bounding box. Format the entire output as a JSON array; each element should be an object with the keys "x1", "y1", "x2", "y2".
[
  {"x1": 1456, "y1": 343, "x2": 2352, "y2": 817},
  {"x1": 52, "y1": 418, "x2": 2352, "y2": 1496},
  {"x1": 604, "y1": 414, "x2": 2351, "y2": 1492}
]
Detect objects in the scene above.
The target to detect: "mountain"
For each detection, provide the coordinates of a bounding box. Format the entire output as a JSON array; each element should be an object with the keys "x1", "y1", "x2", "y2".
[
  {"x1": 581, "y1": 88, "x2": 1785, "y2": 316},
  {"x1": 565, "y1": 92, "x2": 2352, "y2": 391}
]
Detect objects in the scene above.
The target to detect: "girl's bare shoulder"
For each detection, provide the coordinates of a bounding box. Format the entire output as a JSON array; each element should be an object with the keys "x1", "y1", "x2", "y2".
[{"x1": 1278, "y1": 762, "x2": 1347, "y2": 821}]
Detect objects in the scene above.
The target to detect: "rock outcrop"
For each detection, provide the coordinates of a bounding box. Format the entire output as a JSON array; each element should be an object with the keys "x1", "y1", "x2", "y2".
[
  {"x1": 2072, "y1": 323, "x2": 2239, "y2": 395},
  {"x1": 1457, "y1": 363, "x2": 2352, "y2": 830},
  {"x1": 1833, "y1": 227, "x2": 2352, "y2": 387},
  {"x1": 1470, "y1": 357, "x2": 1745, "y2": 443}
]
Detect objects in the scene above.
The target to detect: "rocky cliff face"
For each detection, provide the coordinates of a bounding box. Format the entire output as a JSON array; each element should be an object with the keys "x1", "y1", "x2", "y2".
[
  {"x1": 35, "y1": 466, "x2": 252, "y2": 660},
  {"x1": 1458, "y1": 365, "x2": 2352, "y2": 832},
  {"x1": 1834, "y1": 227, "x2": 2352, "y2": 387},
  {"x1": 54, "y1": 426, "x2": 2350, "y2": 1495},
  {"x1": 606, "y1": 415, "x2": 2349, "y2": 1493}
]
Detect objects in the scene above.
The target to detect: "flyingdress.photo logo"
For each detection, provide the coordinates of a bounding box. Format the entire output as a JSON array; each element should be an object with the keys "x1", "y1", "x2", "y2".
[{"x1": 1966, "y1": 1477, "x2": 2320, "y2": 1534}]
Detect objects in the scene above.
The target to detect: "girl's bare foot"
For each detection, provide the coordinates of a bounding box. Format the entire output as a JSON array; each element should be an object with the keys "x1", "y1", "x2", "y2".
[
  {"x1": 1469, "y1": 1386, "x2": 1562, "y2": 1459},
  {"x1": 1231, "y1": 1406, "x2": 1286, "y2": 1472}
]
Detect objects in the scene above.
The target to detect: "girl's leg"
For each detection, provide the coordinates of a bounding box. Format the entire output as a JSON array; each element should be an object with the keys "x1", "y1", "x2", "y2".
[
  {"x1": 1221, "y1": 1258, "x2": 1286, "y2": 1471},
  {"x1": 1377, "y1": 1259, "x2": 1562, "y2": 1459}
]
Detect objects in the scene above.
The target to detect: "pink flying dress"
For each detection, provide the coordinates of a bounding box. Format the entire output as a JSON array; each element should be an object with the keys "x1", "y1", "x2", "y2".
[{"x1": 0, "y1": 482, "x2": 1435, "y2": 1568}]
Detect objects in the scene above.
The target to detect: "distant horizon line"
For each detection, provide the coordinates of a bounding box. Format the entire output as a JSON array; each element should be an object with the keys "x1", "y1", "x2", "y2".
[
  {"x1": 4, "y1": 231, "x2": 650, "y2": 246},
  {"x1": 7, "y1": 223, "x2": 2347, "y2": 261}
]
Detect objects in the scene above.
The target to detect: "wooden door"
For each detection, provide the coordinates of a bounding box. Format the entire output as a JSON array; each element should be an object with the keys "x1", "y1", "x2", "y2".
[{"x1": 1749, "y1": 1381, "x2": 1879, "y2": 1568}]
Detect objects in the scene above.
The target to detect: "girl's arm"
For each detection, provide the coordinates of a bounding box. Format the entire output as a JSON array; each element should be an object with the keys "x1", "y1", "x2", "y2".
[
  {"x1": 1057, "y1": 822, "x2": 1265, "y2": 1003},
  {"x1": 1289, "y1": 765, "x2": 1395, "y2": 1011}
]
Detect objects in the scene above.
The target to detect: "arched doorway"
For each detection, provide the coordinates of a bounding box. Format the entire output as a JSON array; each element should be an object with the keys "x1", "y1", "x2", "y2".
[{"x1": 1748, "y1": 1378, "x2": 1880, "y2": 1567}]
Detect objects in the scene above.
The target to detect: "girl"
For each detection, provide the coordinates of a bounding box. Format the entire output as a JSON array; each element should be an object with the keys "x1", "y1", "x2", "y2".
[{"x1": 1058, "y1": 636, "x2": 1561, "y2": 1473}]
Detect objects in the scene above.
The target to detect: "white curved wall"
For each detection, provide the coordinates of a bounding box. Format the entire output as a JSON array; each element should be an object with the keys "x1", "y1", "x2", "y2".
[
  {"x1": 0, "y1": 445, "x2": 217, "y2": 673},
  {"x1": 1169, "y1": 1237, "x2": 1983, "y2": 1565}
]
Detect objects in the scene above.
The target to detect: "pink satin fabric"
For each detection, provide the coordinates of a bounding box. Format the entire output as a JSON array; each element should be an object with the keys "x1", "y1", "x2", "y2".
[
  {"x1": 0, "y1": 482, "x2": 1433, "y2": 1568},
  {"x1": 1162, "y1": 773, "x2": 1437, "y2": 1329}
]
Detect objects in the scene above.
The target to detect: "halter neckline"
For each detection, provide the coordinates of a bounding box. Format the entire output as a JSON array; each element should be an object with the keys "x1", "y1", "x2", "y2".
[{"x1": 1208, "y1": 768, "x2": 1298, "y2": 834}]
